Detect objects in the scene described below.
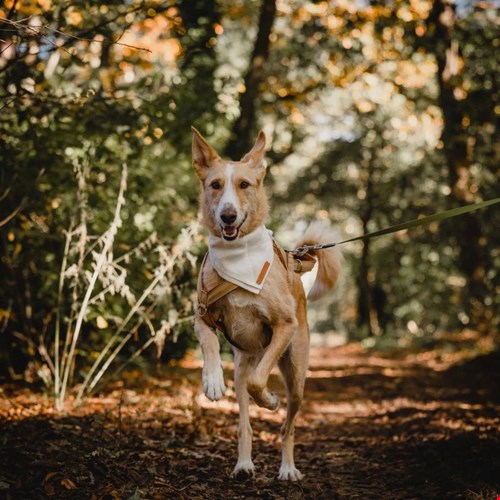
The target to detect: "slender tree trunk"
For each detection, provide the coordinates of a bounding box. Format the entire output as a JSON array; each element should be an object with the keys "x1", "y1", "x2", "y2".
[
  {"x1": 358, "y1": 238, "x2": 378, "y2": 337},
  {"x1": 428, "y1": 0, "x2": 487, "y2": 325},
  {"x1": 357, "y1": 160, "x2": 381, "y2": 337},
  {"x1": 224, "y1": 0, "x2": 277, "y2": 159}
]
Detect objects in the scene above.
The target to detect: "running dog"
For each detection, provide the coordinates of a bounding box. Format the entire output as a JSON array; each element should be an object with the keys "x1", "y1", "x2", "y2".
[{"x1": 192, "y1": 127, "x2": 341, "y2": 481}]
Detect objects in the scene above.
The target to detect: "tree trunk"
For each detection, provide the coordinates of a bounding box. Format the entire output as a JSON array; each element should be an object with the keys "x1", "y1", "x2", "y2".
[
  {"x1": 357, "y1": 238, "x2": 380, "y2": 337},
  {"x1": 428, "y1": 0, "x2": 487, "y2": 325},
  {"x1": 224, "y1": 0, "x2": 277, "y2": 159},
  {"x1": 356, "y1": 160, "x2": 381, "y2": 337}
]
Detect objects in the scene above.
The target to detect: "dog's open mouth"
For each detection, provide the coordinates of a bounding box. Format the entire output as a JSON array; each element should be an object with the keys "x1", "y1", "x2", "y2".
[
  {"x1": 220, "y1": 214, "x2": 247, "y2": 241},
  {"x1": 222, "y1": 225, "x2": 239, "y2": 240}
]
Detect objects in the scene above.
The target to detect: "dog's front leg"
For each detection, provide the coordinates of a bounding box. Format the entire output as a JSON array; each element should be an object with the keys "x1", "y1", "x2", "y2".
[
  {"x1": 232, "y1": 351, "x2": 258, "y2": 478},
  {"x1": 194, "y1": 316, "x2": 226, "y2": 401},
  {"x1": 247, "y1": 318, "x2": 297, "y2": 411}
]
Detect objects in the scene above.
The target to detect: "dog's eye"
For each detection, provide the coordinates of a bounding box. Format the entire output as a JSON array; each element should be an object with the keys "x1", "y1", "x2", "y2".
[
  {"x1": 211, "y1": 181, "x2": 221, "y2": 190},
  {"x1": 240, "y1": 181, "x2": 250, "y2": 189}
]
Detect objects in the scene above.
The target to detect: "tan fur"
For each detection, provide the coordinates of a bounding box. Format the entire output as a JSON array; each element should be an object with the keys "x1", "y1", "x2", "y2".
[
  {"x1": 296, "y1": 221, "x2": 343, "y2": 301},
  {"x1": 192, "y1": 127, "x2": 268, "y2": 239},
  {"x1": 192, "y1": 127, "x2": 341, "y2": 481}
]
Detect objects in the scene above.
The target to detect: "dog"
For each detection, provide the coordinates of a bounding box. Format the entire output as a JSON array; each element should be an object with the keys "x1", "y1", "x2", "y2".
[{"x1": 191, "y1": 126, "x2": 342, "y2": 481}]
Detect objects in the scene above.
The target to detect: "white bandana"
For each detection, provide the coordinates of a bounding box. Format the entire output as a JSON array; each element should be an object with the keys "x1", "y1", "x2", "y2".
[{"x1": 208, "y1": 225, "x2": 274, "y2": 294}]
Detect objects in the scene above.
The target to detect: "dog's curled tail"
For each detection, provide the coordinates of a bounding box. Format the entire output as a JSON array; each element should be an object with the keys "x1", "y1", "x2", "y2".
[{"x1": 296, "y1": 221, "x2": 343, "y2": 301}]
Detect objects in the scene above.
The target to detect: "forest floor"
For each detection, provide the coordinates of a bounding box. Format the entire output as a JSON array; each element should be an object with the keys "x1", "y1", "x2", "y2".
[{"x1": 1, "y1": 332, "x2": 499, "y2": 499}]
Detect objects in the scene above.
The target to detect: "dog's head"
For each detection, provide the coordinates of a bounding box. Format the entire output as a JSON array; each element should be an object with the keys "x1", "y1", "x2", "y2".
[{"x1": 192, "y1": 127, "x2": 269, "y2": 241}]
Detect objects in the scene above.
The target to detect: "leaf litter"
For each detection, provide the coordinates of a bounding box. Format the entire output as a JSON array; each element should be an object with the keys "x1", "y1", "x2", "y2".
[{"x1": 0, "y1": 339, "x2": 499, "y2": 499}]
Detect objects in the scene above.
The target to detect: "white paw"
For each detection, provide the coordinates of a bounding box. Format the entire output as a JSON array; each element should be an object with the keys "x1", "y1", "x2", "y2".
[
  {"x1": 278, "y1": 464, "x2": 304, "y2": 481},
  {"x1": 232, "y1": 460, "x2": 255, "y2": 479},
  {"x1": 202, "y1": 364, "x2": 226, "y2": 401}
]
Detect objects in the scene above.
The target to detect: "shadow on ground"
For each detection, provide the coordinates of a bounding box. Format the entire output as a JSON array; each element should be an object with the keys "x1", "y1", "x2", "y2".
[{"x1": 1, "y1": 345, "x2": 499, "y2": 499}]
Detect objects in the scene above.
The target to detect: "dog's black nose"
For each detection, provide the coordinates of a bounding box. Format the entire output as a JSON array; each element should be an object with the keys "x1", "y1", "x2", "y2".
[{"x1": 221, "y1": 208, "x2": 237, "y2": 224}]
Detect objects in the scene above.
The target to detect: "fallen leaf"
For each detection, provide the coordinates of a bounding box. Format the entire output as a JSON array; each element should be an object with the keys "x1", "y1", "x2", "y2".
[
  {"x1": 61, "y1": 478, "x2": 76, "y2": 489},
  {"x1": 44, "y1": 472, "x2": 58, "y2": 482}
]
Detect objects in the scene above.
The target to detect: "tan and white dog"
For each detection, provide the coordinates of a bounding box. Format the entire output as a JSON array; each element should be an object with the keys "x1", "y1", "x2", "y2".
[{"x1": 192, "y1": 127, "x2": 341, "y2": 481}]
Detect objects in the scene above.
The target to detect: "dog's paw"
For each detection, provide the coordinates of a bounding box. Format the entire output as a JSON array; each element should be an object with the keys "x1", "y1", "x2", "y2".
[
  {"x1": 232, "y1": 460, "x2": 255, "y2": 480},
  {"x1": 278, "y1": 464, "x2": 304, "y2": 481},
  {"x1": 202, "y1": 365, "x2": 226, "y2": 401},
  {"x1": 255, "y1": 391, "x2": 280, "y2": 411},
  {"x1": 247, "y1": 383, "x2": 280, "y2": 411},
  {"x1": 267, "y1": 392, "x2": 280, "y2": 411}
]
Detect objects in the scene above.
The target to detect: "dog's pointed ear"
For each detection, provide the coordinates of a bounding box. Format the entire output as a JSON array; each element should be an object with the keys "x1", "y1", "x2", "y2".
[
  {"x1": 191, "y1": 126, "x2": 220, "y2": 179},
  {"x1": 241, "y1": 130, "x2": 267, "y2": 167}
]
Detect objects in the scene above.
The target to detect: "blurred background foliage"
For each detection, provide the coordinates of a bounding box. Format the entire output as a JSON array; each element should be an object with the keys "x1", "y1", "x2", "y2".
[{"x1": 0, "y1": 0, "x2": 498, "y2": 394}]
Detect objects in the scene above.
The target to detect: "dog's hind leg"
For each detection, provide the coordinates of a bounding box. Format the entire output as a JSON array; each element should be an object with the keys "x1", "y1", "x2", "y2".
[
  {"x1": 232, "y1": 351, "x2": 258, "y2": 478},
  {"x1": 195, "y1": 316, "x2": 226, "y2": 401},
  {"x1": 277, "y1": 324, "x2": 309, "y2": 481}
]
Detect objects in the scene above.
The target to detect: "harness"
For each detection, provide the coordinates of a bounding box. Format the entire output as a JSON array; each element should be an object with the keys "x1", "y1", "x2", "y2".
[{"x1": 196, "y1": 240, "x2": 316, "y2": 349}]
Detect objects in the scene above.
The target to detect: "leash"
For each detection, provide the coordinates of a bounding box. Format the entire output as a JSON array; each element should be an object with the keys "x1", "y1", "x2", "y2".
[{"x1": 293, "y1": 197, "x2": 500, "y2": 256}]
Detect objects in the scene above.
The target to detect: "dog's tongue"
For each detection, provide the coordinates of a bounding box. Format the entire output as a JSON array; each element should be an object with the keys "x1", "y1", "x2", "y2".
[{"x1": 223, "y1": 226, "x2": 237, "y2": 239}]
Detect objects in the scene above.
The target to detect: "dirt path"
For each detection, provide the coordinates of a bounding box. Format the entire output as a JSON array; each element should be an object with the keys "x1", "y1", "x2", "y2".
[{"x1": 1, "y1": 342, "x2": 499, "y2": 499}]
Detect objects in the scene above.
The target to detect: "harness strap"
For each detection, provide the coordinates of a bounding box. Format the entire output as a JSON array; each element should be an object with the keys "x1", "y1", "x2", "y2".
[
  {"x1": 196, "y1": 254, "x2": 238, "y2": 317},
  {"x1": 196, "y1": 241, "x2": 316, "y2": 349},
  {"x1": 196, "y1": 253, "x2": 239, "y2": 345}
]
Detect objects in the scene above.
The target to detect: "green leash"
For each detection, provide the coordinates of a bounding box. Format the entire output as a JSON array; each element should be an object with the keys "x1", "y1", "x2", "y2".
[{"x1": 293, "y1": 197, "x2": 500, "y2": 255}]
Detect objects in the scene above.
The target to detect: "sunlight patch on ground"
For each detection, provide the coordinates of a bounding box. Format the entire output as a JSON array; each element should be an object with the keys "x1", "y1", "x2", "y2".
[
  {"x1": 305, "y1": 396, "x2": 499, "y2": 436},
  {"x1": 310, "y1": 331, "x2": 347, "y2": 347},
  {"x1": 307, "y1": 367, "x2": 385, "y2": 378}
]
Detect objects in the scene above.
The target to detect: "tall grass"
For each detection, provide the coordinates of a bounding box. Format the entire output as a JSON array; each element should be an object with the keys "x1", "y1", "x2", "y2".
[{"x1": 50, "y1": 163, "x2": 198, "y2": 409}]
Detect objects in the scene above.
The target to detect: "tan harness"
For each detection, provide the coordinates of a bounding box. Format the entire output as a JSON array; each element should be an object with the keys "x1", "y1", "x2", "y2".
[{"x1": 196, "y1": 241, "x2": 316, "y2": 349}]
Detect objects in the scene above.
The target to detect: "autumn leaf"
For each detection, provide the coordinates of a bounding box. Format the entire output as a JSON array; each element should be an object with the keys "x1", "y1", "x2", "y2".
[
  {"x1": 61, "y1": 478, "x2": 76, "y2": 489},
  {"x1": 44, "y1": 472, "x2": 58, "y2": 483}
]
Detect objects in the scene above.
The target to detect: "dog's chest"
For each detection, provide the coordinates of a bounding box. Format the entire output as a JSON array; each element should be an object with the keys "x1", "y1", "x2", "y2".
[{"x1": 218, "y1": 291, "x2": 272, "y2": 352}]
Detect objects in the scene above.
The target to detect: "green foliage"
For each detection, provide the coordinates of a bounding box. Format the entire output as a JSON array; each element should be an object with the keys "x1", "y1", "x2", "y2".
[
  {"x1": 265, "y1": 0, "x2": 499, "y2": 336},
  {"x1": 0, "y1": 0, "x2": 216, "y2": 390},
  {"x1": 0, "y1": 0, "x2": 498, "y2": 396}
]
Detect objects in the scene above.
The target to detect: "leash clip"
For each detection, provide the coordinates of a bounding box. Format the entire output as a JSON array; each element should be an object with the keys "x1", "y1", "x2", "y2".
[{"x1": 292, "y1": 243, "x2": 326, "y2": 256}]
